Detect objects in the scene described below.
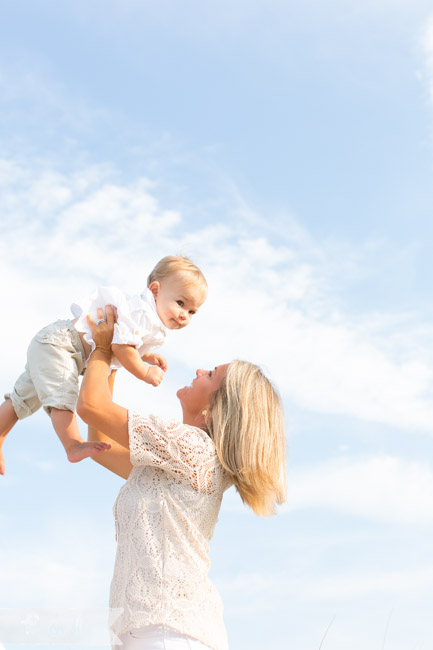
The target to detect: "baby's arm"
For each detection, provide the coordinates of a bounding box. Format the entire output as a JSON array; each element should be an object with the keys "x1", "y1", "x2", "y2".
[
  {"x1": 141, "y1": 351, "x2": 168, "y2": 372},
  {"x1": 111, "y1": 344, "x2": 164, "y2": 386}
]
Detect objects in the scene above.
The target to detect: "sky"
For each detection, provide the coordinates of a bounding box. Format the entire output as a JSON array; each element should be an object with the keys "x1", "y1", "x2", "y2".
[{"x1": 1, "y1": 1, "x2": 433, "y2": 648}]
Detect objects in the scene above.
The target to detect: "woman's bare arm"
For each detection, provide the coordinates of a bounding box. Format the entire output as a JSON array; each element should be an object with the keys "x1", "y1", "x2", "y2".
[
  {"x1": 86, "y1": 370, "x2": 132, "y2": 479},
  {"x1": 77, "y1": 307, "x2": 130, "y2": 448}
]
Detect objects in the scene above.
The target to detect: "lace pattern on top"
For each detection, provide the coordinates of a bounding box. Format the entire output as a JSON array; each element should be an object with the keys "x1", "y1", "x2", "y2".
[{"x1": 110, "y1": 412, "x2": 232, "y2": 650}]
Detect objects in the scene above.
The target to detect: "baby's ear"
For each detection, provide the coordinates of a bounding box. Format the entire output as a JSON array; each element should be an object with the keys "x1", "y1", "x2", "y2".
[{"x1": 148, "y1": 281, "x2": 160, "y2": 298}]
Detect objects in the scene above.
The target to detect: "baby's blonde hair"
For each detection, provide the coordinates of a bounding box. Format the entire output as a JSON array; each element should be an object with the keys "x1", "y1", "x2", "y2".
[
  {"x1": 147, "y1": 256, "x2": 207, "y2": 298},
  {"x1": 207, "y1": 361, "x2": 287, "y2": 517}
]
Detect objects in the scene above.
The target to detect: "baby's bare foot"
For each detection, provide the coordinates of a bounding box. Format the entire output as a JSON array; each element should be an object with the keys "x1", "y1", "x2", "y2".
[{"x1": 66, "y1": 440, "x2": 111, "y2": 463}]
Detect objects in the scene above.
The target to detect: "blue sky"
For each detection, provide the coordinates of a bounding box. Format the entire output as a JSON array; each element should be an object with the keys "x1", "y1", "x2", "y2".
[{"x1": 1, "y1": 1, "x2": 433, "y2": 649}]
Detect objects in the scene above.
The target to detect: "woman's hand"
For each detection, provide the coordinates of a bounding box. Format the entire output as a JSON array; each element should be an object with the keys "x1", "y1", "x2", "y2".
[
  {"x1": 86, "y1": 305, "x2": 117, "y2": 353},
  {"x1": 78, "y1": 303, "x2": 129, "y2": 454}
]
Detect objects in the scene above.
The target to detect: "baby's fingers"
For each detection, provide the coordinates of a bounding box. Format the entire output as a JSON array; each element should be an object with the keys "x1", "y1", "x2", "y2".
[{"x1": 158, "y1": 356, "x2": 168, "y2": 372}]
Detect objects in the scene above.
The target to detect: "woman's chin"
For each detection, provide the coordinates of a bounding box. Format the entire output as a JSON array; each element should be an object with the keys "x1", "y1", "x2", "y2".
[{"x1": 176, "y1": 386, "x2": 187, "y2": 398}]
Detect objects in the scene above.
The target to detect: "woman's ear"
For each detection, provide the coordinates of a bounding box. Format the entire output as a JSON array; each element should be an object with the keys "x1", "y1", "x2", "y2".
[{"x1": 148, "y1": 281, "x2": 160, "y2": 299}]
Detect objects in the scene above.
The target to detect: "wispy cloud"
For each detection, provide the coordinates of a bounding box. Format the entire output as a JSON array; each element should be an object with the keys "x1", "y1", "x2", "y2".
[
  {"x1": 222, "y1": 454, "x2": 433, "y2": 524},
  {"x1": 0, "y1": 515, "x2": 114, "y2": 609},
  {"x1": 2, "y1": 155, "x2": 433, "y2": 437},
  {"x1": 217, "y1": 563, "x2": 433, "y2": 650},
  {"x1": 219, "y1": 563, "x2": 433, "y2": 603},
  {"x1": 287, "y1": 455, "x2": 433, "y2": 523},
  {"x1": 220, "y1": 569, "x2": 433, "y2": 650}
]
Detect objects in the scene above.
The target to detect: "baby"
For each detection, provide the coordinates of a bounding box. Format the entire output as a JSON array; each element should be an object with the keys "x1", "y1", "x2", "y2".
[{"x1": 0, "y1": 256, "x2": 207, "y2": 475}]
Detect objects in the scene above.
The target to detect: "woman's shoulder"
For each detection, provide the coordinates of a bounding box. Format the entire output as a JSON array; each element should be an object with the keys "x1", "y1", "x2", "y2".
[
  {"x1": 128, "y1": 410, "x2": 231, "y2": 491},
  {"x1": 128, "y1": 410, "x2": 223, "y2": 464},
  {"x1": 129, "y1": 411, "x2": 213, "y2": 442}
]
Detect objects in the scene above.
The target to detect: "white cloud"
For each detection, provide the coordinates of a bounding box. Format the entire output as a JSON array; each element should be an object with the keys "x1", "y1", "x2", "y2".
[
  {"x1": 2, "y1": 552, "x2": 105, "y2": 606},
  {"x1": 224, "y1": 454, "x2": 433, "y2": 524},
  {"x1": 298, "y1": 565, "x2": 433, "y2": 600},
  {"x1": 219, "y1": 563, "x2": 433, "y2": 603},
  {"x1": 287, "y1": 455, "x2": 433, "y2": 524},
  {"x1": 177, "y1": 262, "x2": 433, "y2": 433},
  {"x1": 2, "y1": 155, "x2": 433, "y2": 438},
  {"x1": 0, "y1": 513, "x2": 119, "y2": 646},
  {"x1": 0, "y1": 513, "x2": 115, "y2": 609},
  {"x1": 216, "y1": 563, "x2": 433, "y2": 650},
  {"x1": 1, "y1": 546, "x2": 110, "y2": 610}
]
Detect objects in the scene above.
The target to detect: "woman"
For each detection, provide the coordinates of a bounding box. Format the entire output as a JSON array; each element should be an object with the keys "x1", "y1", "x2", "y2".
[{"x1": 78, "y1": 306, "x2": 286, "y2": 650}]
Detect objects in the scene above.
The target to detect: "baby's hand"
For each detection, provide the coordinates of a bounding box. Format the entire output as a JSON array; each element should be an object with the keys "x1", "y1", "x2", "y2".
[
  {"x1": 145, "y1": 366, "x2": 164, "y2": 387},
  {"x1": 143, "y1": 353, "x2": 168, "y2": 372}
]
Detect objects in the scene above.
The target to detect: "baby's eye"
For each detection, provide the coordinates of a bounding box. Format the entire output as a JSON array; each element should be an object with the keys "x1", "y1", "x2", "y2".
[
  {"x1": 188, "y1": 310, "x2": 195, "y2": 315},
  {"x1": 177, "y1": 300, "x2": 184, "y2": 307}
]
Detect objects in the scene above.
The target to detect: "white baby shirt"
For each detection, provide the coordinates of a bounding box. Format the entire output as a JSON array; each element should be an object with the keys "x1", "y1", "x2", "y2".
[{"x1": 71, "y1": 286, "x2": 166, "y2": 369}]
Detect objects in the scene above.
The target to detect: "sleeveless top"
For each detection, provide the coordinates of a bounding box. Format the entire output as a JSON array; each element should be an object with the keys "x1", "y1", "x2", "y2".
[{"x1": 110, "y1": 411, "x2": 233, "y2": 650}]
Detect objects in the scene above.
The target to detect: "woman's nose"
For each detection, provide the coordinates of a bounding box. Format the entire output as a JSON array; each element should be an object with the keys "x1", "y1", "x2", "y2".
[{"x1": 196, "y1": 369, "x2": 207, "y2": 377}]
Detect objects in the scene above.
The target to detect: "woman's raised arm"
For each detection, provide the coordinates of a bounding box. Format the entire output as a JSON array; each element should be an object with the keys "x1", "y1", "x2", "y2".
[
  {"x1": 86, "y1": 370, "x2": 132, "y2": 479},
  {"x1": 77, "y1": 306, "x2": 130, "y2": 450}
]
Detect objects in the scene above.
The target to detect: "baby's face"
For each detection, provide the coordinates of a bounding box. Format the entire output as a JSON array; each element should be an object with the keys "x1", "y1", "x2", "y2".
[{"x1": 150, "y1": 274, "x2": 206, "y2": 330}]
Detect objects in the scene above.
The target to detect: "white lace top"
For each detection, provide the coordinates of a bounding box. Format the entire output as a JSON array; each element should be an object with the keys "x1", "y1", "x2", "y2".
[
  {"x1": 110, "y1": 411, "x2": 233, "y2": 650},
  {"x1": 71, "y1": 287, "x2": 166, "y2": 369}
]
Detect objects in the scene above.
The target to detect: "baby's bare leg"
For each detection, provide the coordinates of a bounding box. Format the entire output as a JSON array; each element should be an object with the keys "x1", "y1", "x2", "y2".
[
  {"x1": 0, "y1": 399, "x2": 18, "y2": 475},
  {"x1": 50, "y1": 408, "x2": 111, "y2": 463}
]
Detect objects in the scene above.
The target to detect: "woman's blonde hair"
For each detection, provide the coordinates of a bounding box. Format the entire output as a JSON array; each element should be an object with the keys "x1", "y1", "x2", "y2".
[
  {"x1": 147, "y1": 255, "x2": 207, "y2": 297},
  {"x1": 207, "y1": 361, "x2": 287, "y2": 517}
]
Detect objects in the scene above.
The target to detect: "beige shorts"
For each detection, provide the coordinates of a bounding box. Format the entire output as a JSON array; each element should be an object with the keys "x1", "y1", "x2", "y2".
[{"x1": 5, "y1": 320, "x2": 86, "y2": 419}]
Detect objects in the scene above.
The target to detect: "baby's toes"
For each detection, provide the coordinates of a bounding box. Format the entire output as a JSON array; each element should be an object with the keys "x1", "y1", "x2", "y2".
[{"x1": 96, "y1": 442, "x2": 111, "y2": 450}]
